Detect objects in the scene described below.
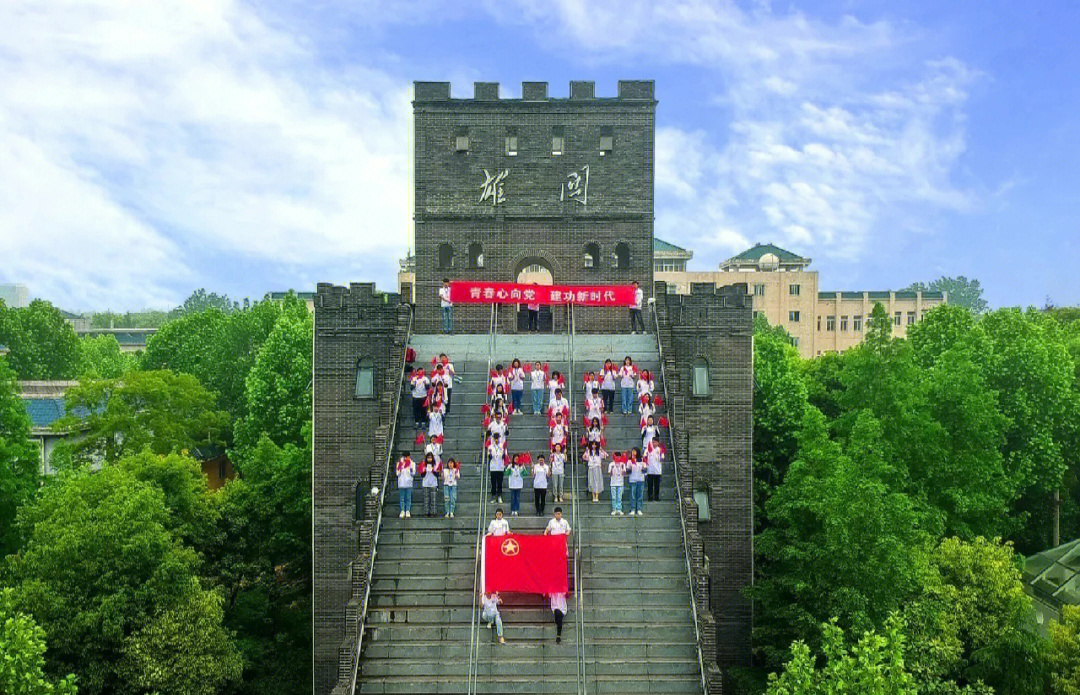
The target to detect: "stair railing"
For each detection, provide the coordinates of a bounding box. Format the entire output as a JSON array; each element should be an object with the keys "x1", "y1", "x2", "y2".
[
  {"x1": 347, "y1": 304, "x2": 413, "y2": 695},
  {"x1": 568, "y1": 303, "x2": 587, "y2": 695},
  {"x1": 467, "y1": 303, "x2": 498, "y2": 695},
  {"x1": 650, "y1": 305, "x2": 708, "y2": 695}
]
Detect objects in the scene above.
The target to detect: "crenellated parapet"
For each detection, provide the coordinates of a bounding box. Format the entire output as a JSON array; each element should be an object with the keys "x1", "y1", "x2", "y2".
[{"x1": 413, "y1": 80, "x2": 655, "y2": 103}]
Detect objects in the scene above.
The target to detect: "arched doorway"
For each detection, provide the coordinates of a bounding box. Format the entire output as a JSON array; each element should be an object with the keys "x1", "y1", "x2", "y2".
[{"x1": 514, "y1": 257, "x2": 555, "y2": 332}]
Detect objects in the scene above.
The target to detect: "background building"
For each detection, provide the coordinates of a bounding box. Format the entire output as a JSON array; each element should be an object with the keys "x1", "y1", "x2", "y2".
[
  {"x1": 655, "y1": 241, "x2": 947, "y2": 358},
  {"x1": 0, "y1": 283, "x2": 30, "y2": 308}
]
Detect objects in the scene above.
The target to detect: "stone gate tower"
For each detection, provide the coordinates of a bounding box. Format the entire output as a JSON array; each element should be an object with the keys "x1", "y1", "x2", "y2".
[{"x1": 412, "y1": 80, "x2": 656, "y2": 333}]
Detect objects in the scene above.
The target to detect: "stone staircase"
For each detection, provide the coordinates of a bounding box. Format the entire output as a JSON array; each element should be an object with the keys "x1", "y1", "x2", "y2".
[{"x1": 354, "y1": 333, "x2": 702, "y2": 695}]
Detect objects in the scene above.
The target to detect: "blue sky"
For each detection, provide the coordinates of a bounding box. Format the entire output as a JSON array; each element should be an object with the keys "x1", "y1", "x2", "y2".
[{"x1": 1, "y1": 0, "x2": 1077, "y2": 311}]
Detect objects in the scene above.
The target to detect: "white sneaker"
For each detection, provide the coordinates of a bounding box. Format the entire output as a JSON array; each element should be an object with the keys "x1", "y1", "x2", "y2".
[
  {"x1": 617, "y1": 510, "x2": 625, "y2": 516},
  {"x1": 405, "y1": 511, "x2": 411, "y2": 518},
  {"x1": 450, "y1": 513, "x2": 455, "y2": 518},
  {"x1": 638, "y1": 511, "x2": 644, "y2": 516},
  {"x1": 399, "y1": 511, "x2": 405, "y2": 518},
  {"x1": 498, "y1": 497, "x2": 503, "y2": 504},
  {"x1": 611, "y1": 510, "x2": 617, "y2": 516}
]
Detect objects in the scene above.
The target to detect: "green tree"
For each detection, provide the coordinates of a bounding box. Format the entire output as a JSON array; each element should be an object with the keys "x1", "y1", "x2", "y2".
[
  {"x1": 57, "y1": 370, "x2": 230, "y2": 464},
  {"x1": 141, "y1": 309, "x2": 227, "y2": 384},
  {"x1": 0, "y1": 300, "x2": 81, "y2": 380},
  {"x1": 765, "y1": 616, "x2": 917, "y2": 695},
  {"x1": 171, "y1": 289, "x2": 237, "y2": 317},
  {"x1": 903, "y1": 276, "x2": 989, "y2": 315},
  {"x1": 0, "y1": 357, "x2": 39, "y2": 557},
  {"x1": 232, "y1": 305, "x2": 313, "y2": 456},
  {"x1": 1049, "y1": 605, "x2": 1080, "y2": 695},
  {"x1": 115, "y1": 451, "x2": 219, "y2": 552},
  {"x1": 0, "y1": 589, "x2": 78, "y2": 695},
  {"x1": 801, "y1": 351, "x2": 845, "y2": 421},
  {"x1": 7, "y1": 465, "x2": 240, "y2": 694},
  {"x1": 90, "y1": 310, "x2": 168, "y2": 329},
  {"x1": 77, "y1": 334, "x2": 135, "y2": 379},
  {"x1": 753, "y1": 409, "x2": 933, "y2": 666},
  {"x1": 213, "y1": 436, "x2": 312, "y2": 694},
  {"x1": 753, "y1": 316, "x2": 809, "y2": 529}
]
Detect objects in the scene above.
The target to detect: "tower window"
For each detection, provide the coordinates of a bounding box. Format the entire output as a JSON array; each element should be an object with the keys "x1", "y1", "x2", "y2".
[
  {"x1": 506, "y1": 135, "x2": 518, "y2": 156},
  {"x1": 438, "y1": 243, "x2": 454, "y2": 269},
  {"x1": 614, "y1": 242, "x2": 630, "y2": 269},
  {"x1": 355, "y1": 357, "x2": 374, "y2": 398},
  {"x1": 789, "y1": 284, "x2": 801, "y2": 296},
  {"x1": 788, "y1": 311, "x2": 800, "y2": 323},
  {"x1": 692, "y1": 357, "x2": 710, "y2": 397},
  {"x1": 600, "y1": 126, "x2": 613, "y2": 155},
  {"x1": 552, "y1": 126, "x2": 565, "y2": 156},
  {"x1": 753, "y1": 284, "x2": 765, "y2": 297},
  {"x1": 468, "y1": 242, "x2": 484, "y2": 269},
  {"x1": 454, "y1": 127, "x2": 469, "y2": 153},
  {"x1": 583, "y1": 242, "x2": 600, "y2": 269}
]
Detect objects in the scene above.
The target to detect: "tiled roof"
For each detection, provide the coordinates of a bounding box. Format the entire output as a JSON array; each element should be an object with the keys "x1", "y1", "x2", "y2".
[
  {"x1": 23, "y1": 398, "x2": 66, "y2": 429},
  {"x1": 653, "y1": 238, "x2": 690, "y2": 254},
  {"x1": 728, "y1": 243, "x2": 807, "y2": 263}
]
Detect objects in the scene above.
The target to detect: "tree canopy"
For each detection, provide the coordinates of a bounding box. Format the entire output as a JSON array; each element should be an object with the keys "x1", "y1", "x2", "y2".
[{"x1": 0, "y1": 300, "x2": 81, "y2": 380}]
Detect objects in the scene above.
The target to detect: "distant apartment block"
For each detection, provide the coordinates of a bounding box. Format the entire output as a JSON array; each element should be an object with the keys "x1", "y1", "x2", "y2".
[{"x1": 0, "y1": 283, "x2": 30, "y2": 308}]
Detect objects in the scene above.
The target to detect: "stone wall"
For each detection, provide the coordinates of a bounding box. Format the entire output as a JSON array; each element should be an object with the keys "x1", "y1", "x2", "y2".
[
  {"x1": 313, "y1": 283, "x2": 411, "y2": 695},
  {"x1": 413, "y1": 80, "x2": 656, "y2": 334},
  {"x1": 655, "y1": 280, "x2": 754, "y2": 682}
]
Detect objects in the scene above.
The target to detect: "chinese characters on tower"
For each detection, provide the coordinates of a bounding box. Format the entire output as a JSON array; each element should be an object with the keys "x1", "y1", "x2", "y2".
[
  {"x1": 561, "y1": 165, "x2": 589, "y2": 206},
  {"x1": 479, "y1": 169, "x2": 508, "y2": 206},
  {"x1": 477, "y1": 165, "x2": 592, "y2": 206}
]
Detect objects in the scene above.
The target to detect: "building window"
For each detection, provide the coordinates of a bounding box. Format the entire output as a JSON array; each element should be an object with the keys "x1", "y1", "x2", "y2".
[
  {"x1": 753, "y1": 283, "x2": 765, "y2": 297},
  {"x1": 692, "y1": 358, "x2": 710, "y2": 397},
  {"x1": 552, "y1": 126, "x2": 565, "y2": 156},
  {"x1": 355, "y1": 357, "x2": 374, "y2": 398},
  {"x1": 853, "y1": 315, "x2": 863, "y2": 331},
  {"x1": 505, "y1": 135, "x2": 518, "y2": 156},
  {"x1": 791, "y1": 336, "x2": 800, "y2": 348},
  {"x1": 788, "y1": 310, "x2": 800, "y2": 323},
  {"x1": 907, "y1": 311, "x2": 916, "y2": 325},
  {"x1": 894, "y1": 311, "x2": 902, "y2": 326},
  {"x1": 600, "y1": 125, "x2": 613, "y2": 155},
  {"x1": 693, "y1": 489, "x2": 711, "y2": 522},
  {"x1": 584, "y1": 242, "x2": 600, "y2": 269},
  {"x1": 438, "y1": 243, "x2": 454, "y2": 269},
  {"x1": 840, "y1": 315, "x2": 848, "y2": 331},
  {"x1": 614, "y1": 242, "x2": 630, "y2": 269},
  {"x1": 817, "y1": 315, "x2": 822, "y2": 331},
  {"x1": 826, "y1": 316, "x2": 836, "y2": 331},
  {"x1": 753, "y1": 311, "x2": 762, "y2": 319},
  {"x1": 468, "y1": 242, "x2": 483, "y2": 269},
  {"x1": 789, "y1": 284, "x2": 801, "y2": 296},
  {"x1": 454, "y1": 128, "x2": 469, "y2": 153}
]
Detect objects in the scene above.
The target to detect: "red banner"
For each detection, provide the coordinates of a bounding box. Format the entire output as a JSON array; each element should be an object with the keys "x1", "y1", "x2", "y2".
[
  {"x1": 483, "y1": 534, "x2": 568, "y2": 594},
  {"x1": 450, "y1": 281, "x2": 636, "y2": 307}
]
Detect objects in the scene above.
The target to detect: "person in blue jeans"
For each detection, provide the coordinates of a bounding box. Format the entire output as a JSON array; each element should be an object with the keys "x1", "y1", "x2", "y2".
[
  {"x1": 509, "y1": 358, "x2": 526, "y2": 414},
  {"x1": 507, "y1": 457, "x2": 527, "y2": 516},
  {"x1": 530, "y1": 361, "x2": 546, "y2": 414},
  {"x1": 439, "y1": 279, "x2": 453, "y2": 333},
  {"x1": 627, "y1": 448, "x2": 647, "y2": 516},
  {"x1": 481, "y1": 592, "x2": 506, "y2": 644},
  {"x1": 442, "y1": 458, "x2": 460, "y2": 518},
  {"x1": 608, "y1": 457, "x2": 626, "y2": 516},
  {"x1": 619, "y1": 356, "x2": 637, "y2": 414}
]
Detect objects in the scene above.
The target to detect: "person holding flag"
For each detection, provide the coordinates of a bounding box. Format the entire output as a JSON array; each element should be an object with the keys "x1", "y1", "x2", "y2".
[
  {"x1": 585, "y1": 441, "x2": 607, "y2": 503},
  {"x1": 600, "y1": 359, "x2": 617, "y2": 414},
  {"x1": 395, "y1": 451, "x2": 416, "y2": 519},
  {"x1": 488, "y1": 433, "x2": 508, "y2": 504},
  {"x1": 420, "y1": 452, "x2": 442, "y2": 518},
  {"x1": 550, "y1": 443, "x2": 567, "y2": 503},
  {"x1": 507, "y1": 454, "x2": 528, "y2": 516},
  {"x1": 486, "y1": 509, "x2": 509, "y2": 536},
  {"x1": 626, "y1": 447, "x2": 647, "y2": 516},
  {"x1": 608, "y1": 453, "x2": 627, "y2": 516},
  {"x1": 443, "y1": 457, "x2": 461, "y2": 518},
  {"x1": 645, "y1": 442, "x2": 664, "y2": 502},
  {"x1": 532, "y1": 454, "x2": 550, "y2": 516},
  {"x1": 530, "y1": 361, "x2": 546, "y2": 415},
  {"x1": 508, "y1": 358, "x2": 526, "y2": 414},
  {"x1": 619, "y1": 356, "x2": 638, "y2": 414}
]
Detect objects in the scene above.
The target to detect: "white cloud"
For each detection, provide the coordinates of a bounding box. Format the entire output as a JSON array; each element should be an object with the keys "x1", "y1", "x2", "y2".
[
  {"x1": 0, "y1": 0, "x2": 412, "y2": 310},
  {"x1": 499, "y1": 0, "x2": 980, "y2": 267}
]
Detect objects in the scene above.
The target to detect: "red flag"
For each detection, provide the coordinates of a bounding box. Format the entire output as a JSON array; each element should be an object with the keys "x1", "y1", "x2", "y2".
[
  {"x1": 431, "y1": 357, "x2": 437, "y2": 366},
  {"x1": 602, "y1": 414, "x2": 609, "y2": 426},
  {"x1": 435, "y1": 434, "x2": 444, "y2": 444},
  {"x1": 542, "y1": 363, "x2": 550, "y2": 373},
  {"x1": 414, "y1": 432, "x2": 425, "y2": 446},
  {"x1": 659, "y1": 416, "x2": 669, "y2": 428},
  {"x1": 484, "y1": 534, "x2": 568, "y2": 594},
  {"x1": 655, "y1": 396, "x2": 663, "y2": 407},
  {"x1": 524, "y1": 363, "x2": 532, "y2": 373},
  {"x1": 481, "y1": 404, "x2": 490, "y2": 415}
]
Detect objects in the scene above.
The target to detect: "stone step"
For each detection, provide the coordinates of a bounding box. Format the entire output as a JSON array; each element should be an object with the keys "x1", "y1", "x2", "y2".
[
  {"x1": 371, "y1": 556, "x2": 688, "y2": 580},
  {"x1": 362, "y1": 640, "x2": 697, "y2": 661},
  {"x1": 357, "y1": 674, "x2": 702, "y2": 694},
  {"x1": 369, "y1": 592, "x2": 693, "y2": 611},
  {"x1": 363, "y1": 621, "x2": 695, "y2": 644}
]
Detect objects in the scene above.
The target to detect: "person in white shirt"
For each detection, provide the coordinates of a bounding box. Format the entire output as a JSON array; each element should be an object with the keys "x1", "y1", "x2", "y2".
[
  {"x1": 487, "y1": 433, "x2": 507, "y2": 503},
  {"x1": 585, "y1": 418, "x2": 604, "y2": 446},
  {"x1": 608, "y1": 456, "x2": 627, "y2": 516},
  {"x1": 629, "y1": 280, "x2": 645, "y2": 334},
  {"x1": 600, "y1": 360, "x2": 617, "y2": 414},
  {"x1": 549, "y1": 444, "x2": 567, "y2": 503},
  {"x1": 639, "y1": 395, "x2": 656, "y2": 429},
  {"x1": 582, "y1": 371, "x2": 599, "y2": 402},
  {"x1": 527, "y1": 286, "x2": 541, "y2": 331},
  {"x1": 532, "y1": 455, "x2": 550, "y2": 516},
  {"x1": 424, "y1": 435, "x2": 442, "y2": 464},
  {"x1": 439, "y1": 278, "x2": 453, "y2": 334},
  {"x1": 420, "y1": 452, "x2": 442, "y2": 517},
  {"x1": 437, "y1": 354, "x2": 455, "y2": 414},
  {"x1": 507, "y1": 457, "x2": 527, "y2": 516},
  {"x1": 530, "y1": 362, "x2": 546, "y2": 415},
  {"x1": 585, "y1": 388, "x2": 605, "y2": 422},
  {"x1": 487, "y1": 411, "x2": 508, "y2": 440},
  {"x1": 410, "y1": 369, "x2": 431, "y2": 428},
  {"x1": 489, "y1": 365, "x2": 508, "y2": 398},
  {"x1": 548, "y1": 389, "x2": 569, "y2": 422},
  {"x1": 508, "y1": 359, "x2": 526, "y2": 414},
  {"x1": 481, "y1": 592, "x2": 506, "y2": 643},
  {"x1": 544, "y1": 507, "x2": 572, "y2": 536},
  {"x1": 547, "y1": 371, "x2": 565, "y2": 409},
  {"x1": 636, "y1": 370, "x2": 655, "y2": 402},
  {"x1": 584, "y1": 442, "x2": 607, "y2": 503},
  {"x1": 626, "y1": 448, "x2": 647, "y2": 516},
  {"x1": 427, "y1": 401, "x2": 444, "y2": 439},
  {"x1": 641, "y1": 414, "x2": 659, "y2": 449},
  {"x1": 486, "y1": 509, "x2": 509, "y2": 536},
  {"x1": 395, "y1": 452, "x2": 416, "y2": 518},
  {"x1": 549, "y1": 591, "x2": 567, "y2": 644},
  {"x1": 645, "y1": 443, "x2": 664, "y2": 502},
  {"x1": 549, "y1": 412, "x2": 568, "y2": 450},
  {"x1": 619, "y1": 357, "x2": 638, "y2": 414},
  {"x1": 442, "y1": 458, "x2": 461, "y2": 517}
]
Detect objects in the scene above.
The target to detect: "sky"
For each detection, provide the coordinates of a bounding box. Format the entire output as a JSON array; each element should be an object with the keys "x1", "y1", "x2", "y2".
[{"x1": 1, "y1": 0, "x2": 1077, "y2": 312}]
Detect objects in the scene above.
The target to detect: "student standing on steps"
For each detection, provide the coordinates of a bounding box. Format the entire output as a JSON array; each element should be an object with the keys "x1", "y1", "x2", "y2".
[
  {"x1": 645, "y1": 441, "x2": 664, "y2": 502},
  {"x1": 600, "y1": 359, "x2": 617, "y2": 414},
  {"x1": 481, "y1": 592, "x2": 506, "y2": 644},
  {"x1": 437, "y1": 353, "x2": 455, "y2": 414},
  {"x1": 629, "y1": 280, "x2": 645, "y2": 334},
  {"x1": 544, "y1": 507, "x2": 572, "y2": 537},
  {"x1": 641, "y1": 414, "x2": 659, "y2": 449},
  {"x1": 508, "y1": 358, "x2": 526, "y2": 414},
  {"x1": 486, "y1": 509, "x2": 509, "y2": 536},
  {"x1": 395, "y1": 451, "x2": 415, "y2": 519},
  {"x1": 420, "y1": 452, "x2": 441, "y2": 518},
  {"x1": 627, "y1": 447, "x2": 647, "y2": 516},
  {"x1": 442, "y1": 458, "x2": 460, "y2": 518},
  {"x1": 585, "y1": 441, "x2": 607, "y2": 503},
  {"x1": 550, "y1": 444, "x2": 566, "y2": 503},
  {"x1": 488, "y1": 433, "x2": 507, "y2": 504},
  {"x1": 608, "y1": 454, "x2": 627, "y2": 515},
  {"x1": 507, "y1": 455, "x2": 527, "y2": 516},
  {"x1": 530, "y1": 361, "x2": 546, "y2": 415},
  {"x1": 410, "y1": 368, "x2": 430, "y2": 429},
  {"x1": 532, "y1": 454, "x2": 550, "y2": 516},
  {"x1": 619, "y1": 356, "x2": 638, "y2": 414}
]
